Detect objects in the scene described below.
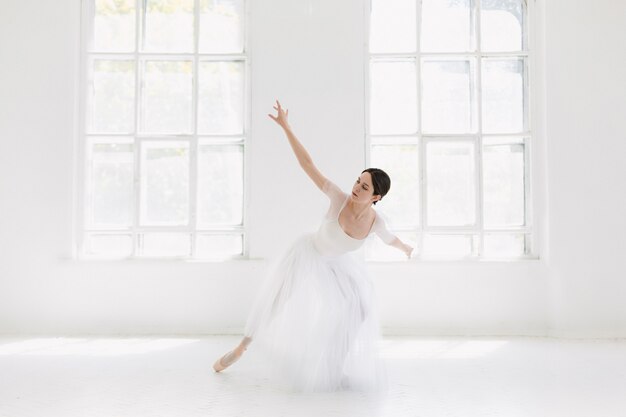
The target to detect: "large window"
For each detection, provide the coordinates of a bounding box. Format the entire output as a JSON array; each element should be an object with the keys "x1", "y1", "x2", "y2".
[
  {"x1": 78, "y1": 0, "x2": 247, "y2": 260},
  {"x1": 366, "y1": 0, "x2": 534, "y2": 261}
]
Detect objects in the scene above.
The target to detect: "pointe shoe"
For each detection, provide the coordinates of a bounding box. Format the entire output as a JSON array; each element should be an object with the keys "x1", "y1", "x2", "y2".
[{"x1": 213, "y1": 346, "x2": 246, "y2": 372}]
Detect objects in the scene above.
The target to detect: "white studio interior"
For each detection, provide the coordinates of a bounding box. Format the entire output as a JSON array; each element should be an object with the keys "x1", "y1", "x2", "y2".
[{"x1": 1, "y1": 0, "x2": 625, "y2": 416}]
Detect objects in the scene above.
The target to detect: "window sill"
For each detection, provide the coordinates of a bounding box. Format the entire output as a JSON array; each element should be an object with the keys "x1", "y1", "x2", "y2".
[
  {"x1": 366, "y1": 255, "x2": 542, "y2": 264},
  {"x1": 59, "y1": 255, "x2": 541, "y2": 264},
  {"x1": 58, "y1": 255, "x2": 267, "y2": 264}
]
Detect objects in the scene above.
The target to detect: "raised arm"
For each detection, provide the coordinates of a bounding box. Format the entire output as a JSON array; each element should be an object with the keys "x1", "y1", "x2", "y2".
[{"x1": 268, "y1": 100, "x2": 328, "y2": 191}]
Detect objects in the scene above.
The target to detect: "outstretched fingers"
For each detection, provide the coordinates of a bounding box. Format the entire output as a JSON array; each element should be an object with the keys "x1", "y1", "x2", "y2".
[{"x1": 268, "y1": 100, "x2": 287, "y2": 123}]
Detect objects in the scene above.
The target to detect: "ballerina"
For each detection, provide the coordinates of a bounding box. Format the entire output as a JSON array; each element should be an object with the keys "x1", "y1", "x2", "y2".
[{"x1": 213, "y1": 100, "x2": 414, "y2": 392}]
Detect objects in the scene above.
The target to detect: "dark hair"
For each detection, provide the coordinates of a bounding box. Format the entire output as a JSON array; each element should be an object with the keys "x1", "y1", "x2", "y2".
[{"x1": 361, "y1": 168, "x2": 391, "y2": 205}]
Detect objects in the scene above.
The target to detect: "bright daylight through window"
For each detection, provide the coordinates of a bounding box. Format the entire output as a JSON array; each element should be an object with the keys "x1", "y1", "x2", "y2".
[
  {"x1": 366, "y1": 0, "x2": 533, "y2": 261},
  {"x1": 78, "y1": 0, "x2": 246, "y2": 260}
]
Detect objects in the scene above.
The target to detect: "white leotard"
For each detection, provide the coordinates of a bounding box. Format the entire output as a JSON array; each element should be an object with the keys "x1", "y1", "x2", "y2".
[{"x1": 312, "y1": 179, "x2": 396, "y2": 257}]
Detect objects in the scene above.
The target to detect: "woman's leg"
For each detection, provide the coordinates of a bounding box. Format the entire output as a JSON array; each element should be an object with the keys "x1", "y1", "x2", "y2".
[{"x1": 241, "y1": 336, "x2": 252, "y2": 348}]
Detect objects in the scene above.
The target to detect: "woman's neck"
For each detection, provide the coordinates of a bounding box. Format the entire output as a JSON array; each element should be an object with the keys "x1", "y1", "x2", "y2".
[{"x1": 346, "y1": 199, "x2": 371, "y2": 220}]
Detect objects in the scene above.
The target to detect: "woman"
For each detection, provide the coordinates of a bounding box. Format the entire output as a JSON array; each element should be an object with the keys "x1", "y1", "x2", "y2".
[{"x1": 212, "y1": 100, "x2": 414, "y2": 392}]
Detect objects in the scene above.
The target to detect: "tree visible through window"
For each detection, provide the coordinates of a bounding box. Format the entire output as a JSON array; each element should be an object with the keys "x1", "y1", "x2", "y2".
[
  {"x1": 79, "y1": 0, "x2": 247, "y2": 259},
  {"x1": 366, "y1": 0, "x2": 533, "y2": 260}
]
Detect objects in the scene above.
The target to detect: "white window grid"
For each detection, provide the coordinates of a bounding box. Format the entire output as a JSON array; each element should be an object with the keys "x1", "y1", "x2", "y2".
[
  {"x1": 75, "y1": 0, "x2": 250, "y2": 260},
  {"x1": 365, "y1": 0, "x2": 538, "y2": 261}
]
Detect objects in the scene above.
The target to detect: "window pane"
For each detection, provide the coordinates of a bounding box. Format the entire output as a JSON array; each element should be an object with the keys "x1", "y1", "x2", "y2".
[
  {"x1": 196, "y1": 234, "x2": 243, "y2": 259},
  {"x1": 198, "y1": 61, "x2": 244, "y2": 135},
  {"x1": 366, "y1": 0, "x2": 532, "y2": 261},
  {"x1": 370, "y1": 136, "x2": 418, "y2": 145},
  {"x1": 426, "y1": 141, "x2": 476, "y2": 226},
  {"x1": 140, "y1": 141, "x2": 189, "y2": 225},
  {"x1": 369, "y1": 0, "x2": 416, "y2": 53},
  {"x1": 92, "y1": 0, "x2": 135, "y2": 52},
  {"x1": 422, "y1": 59, "x2": 475, "y2": 133},
  {"x1": 141, "y1": 61, "x2": 193, "y2": 134},
  {"x1": 365, "y1": 231, "x2": 417, "y2": 261},
  {"x1": 89, "y1": 60, "x2": 135, "y2": 133},
  {"x1": 423, "y1": 234, "x2": 477, "y2": 258},
  {"x1": 141, "y1": 233, "x2": 191, "y2": 257},
  {"x1": 481, "y1": 0, "x2": 525, "y2": 52},
  {"x1": 87, "y1": 140, "x2": 134, "y2": 227},
  {"x1": 370, "y1": 60, "x2": 418, "y2": 134},
  {"x1": 483, "y1": 233, "x2": 525, "y2": 257},
  {"x1": 482, "y1": 136, "x2": 523, "y2": 146},
  {"x1": 85, "y1": 234, "x2": 134, "y2": 257},
  {"x1": 199, "y1": 0, "x2": 244, "y2": 53},
  {"x1": 83, "y1": 0, "x2": 248, "y2": 260},
  {"x1": 143, "y1": 0, "x2": 193, "y2": 52},
  {"x1": 483, "y1": 143, "x2": 525, "y2": 226},
  {"x1": 482, "y1": 58, "x2": 525, "y2": 133},
  {"x1": 371, "y1": 145, "x2": 420, "y2": 227},
  {"x1": 197, "y1": 144, "x2": 243, "y2": 226},
  {"x1": 421, "y1": 0, "x2": 473, "y2": 52}
]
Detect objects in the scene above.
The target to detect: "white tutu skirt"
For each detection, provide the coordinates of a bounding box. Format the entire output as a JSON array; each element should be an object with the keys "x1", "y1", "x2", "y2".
[{"x1": 243, "y1": 233, "x2": 388, "y2": 393}]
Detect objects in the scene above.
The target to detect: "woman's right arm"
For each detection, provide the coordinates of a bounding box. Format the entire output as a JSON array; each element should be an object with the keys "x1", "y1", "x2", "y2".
[{"x1": 268, "y1": 100, "x2": 328, "y2": 191}]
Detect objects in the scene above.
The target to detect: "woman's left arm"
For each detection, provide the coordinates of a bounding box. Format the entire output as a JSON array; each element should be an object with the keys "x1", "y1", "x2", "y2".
[
  {"x1": 387, "y1": 237, "x2": 414, "y2": 259},
  {"x1": 374, "y1": 216, "x2": 414, "y2": 259}
]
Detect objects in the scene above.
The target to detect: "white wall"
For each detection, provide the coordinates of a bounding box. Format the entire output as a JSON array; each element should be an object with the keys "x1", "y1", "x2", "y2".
[
  {"x1": 544, "y1": 0, "x2": 626, "y2": 337},
  {"x1": 0, "y1": 0, "x2": 624, "y2": 338}
]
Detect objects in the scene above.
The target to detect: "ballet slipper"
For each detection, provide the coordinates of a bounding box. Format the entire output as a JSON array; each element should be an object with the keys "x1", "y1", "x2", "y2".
[{"x1": 213, "y1": 346, "x2": 246, "y2": 372}]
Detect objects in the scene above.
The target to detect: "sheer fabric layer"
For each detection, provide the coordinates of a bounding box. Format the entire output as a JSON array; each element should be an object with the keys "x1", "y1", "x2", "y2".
[
  {"x1": 243, "y1": 233, "x2": 388, "y2": 393},
  {"x1": 242, "y1": 179, "x2": 391, "y2": 393}
]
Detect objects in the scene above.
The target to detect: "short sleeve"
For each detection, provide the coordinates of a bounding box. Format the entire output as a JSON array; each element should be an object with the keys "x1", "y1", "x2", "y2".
[{"x1": 373, "y1": 212, "x2": 397, "y2": 244}]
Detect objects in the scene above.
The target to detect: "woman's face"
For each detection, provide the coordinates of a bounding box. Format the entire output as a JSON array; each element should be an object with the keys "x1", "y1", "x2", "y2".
[{"x1": 351, "y1": 172, "x2": 380, "y2": 205}]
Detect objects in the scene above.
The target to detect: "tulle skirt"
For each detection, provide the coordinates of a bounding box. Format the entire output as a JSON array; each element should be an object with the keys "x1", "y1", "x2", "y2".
[{"x1": 243, "y1": 233, "x2": 388, "y2": 393}]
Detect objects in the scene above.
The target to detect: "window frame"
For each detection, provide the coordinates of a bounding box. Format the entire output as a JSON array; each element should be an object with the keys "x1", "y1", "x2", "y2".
[
  {"x1": 365, "y1": 0, "x2": 539, "y2": 261},
  {"x1": 74, "y1": 0, "x2": 250, "y2": 261}
]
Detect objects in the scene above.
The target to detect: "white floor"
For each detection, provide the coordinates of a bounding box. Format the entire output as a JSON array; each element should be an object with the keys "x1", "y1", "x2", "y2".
[{"x1": 0, "y1": 335, "x2": 625, "y2": 417}]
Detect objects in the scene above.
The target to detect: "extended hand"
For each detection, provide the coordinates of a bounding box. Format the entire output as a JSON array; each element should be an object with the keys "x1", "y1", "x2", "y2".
[
  {"x1": 404, "y1": 244, "x2": 414, "y2": 259},
  {"x1": 268, "y1": 99, "x2": 290, "y2": 129}
]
